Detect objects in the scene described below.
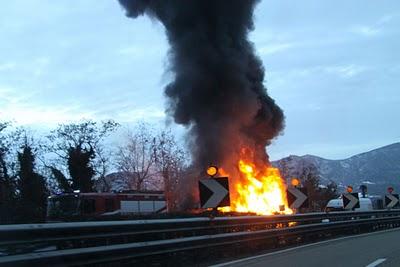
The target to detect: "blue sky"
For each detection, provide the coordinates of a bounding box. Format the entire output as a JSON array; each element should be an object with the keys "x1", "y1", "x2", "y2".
[{"x1": 0, "y1": 1, "x2": 399, "y2": 160}]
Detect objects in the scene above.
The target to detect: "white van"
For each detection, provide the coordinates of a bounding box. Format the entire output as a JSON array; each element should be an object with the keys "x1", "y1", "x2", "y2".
[{"x1": 325, "y1": 196, "x2": 373, "y2": 212}]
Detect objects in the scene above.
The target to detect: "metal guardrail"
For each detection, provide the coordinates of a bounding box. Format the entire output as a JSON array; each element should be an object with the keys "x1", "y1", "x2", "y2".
[{"x1": 1, "y1": 210, "x2": 400, "y2": 266}]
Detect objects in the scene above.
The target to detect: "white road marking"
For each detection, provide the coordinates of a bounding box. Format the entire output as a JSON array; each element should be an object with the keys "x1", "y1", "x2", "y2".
[
  {"x1": 365, "y1": 258, "x2": 386, "y2": 267},
  {"x1": 210, "y1": 228, "x2": 400, "y2": 267}
]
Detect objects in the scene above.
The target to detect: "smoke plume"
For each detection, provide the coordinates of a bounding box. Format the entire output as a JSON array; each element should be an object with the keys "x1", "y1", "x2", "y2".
[{"x1": 119, "y1": 0, "x2": 284, "y2": 181}]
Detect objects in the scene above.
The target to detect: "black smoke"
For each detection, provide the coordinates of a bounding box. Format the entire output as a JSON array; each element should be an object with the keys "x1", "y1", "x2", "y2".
[{"x1": 119, "y1": 0, "x2": 284, "y2": 173}]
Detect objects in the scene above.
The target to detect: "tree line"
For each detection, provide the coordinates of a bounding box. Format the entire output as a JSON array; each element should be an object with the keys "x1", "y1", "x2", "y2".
[
  {"x1": 0, "y1": 120, "x2": 187, "y2": 223},
  {"x1": 0, "y1": 119, "x2": 339, "y2": 224}
]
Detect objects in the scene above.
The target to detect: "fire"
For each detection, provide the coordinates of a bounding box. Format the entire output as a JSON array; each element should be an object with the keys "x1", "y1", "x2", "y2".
[{"x1": 220, "y1": 159, "x2": 292, "y2": 215}]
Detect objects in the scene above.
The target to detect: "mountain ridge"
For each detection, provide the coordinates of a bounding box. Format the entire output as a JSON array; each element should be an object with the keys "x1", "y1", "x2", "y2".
[
  {"x1": 295, "y1": 142, "x2": 400, "y2": 161},
  {"x1": 272, "y1": 142, "x2": 400, "y2": 194}
]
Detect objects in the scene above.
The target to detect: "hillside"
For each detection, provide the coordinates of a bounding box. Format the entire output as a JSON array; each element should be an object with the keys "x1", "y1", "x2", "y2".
[{"x1": 272, "y1": 143, "x2": 400, "y2": 194}]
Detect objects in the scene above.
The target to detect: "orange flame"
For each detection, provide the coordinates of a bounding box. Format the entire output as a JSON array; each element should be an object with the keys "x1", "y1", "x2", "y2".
[{"x1": 220, "y1": 159, "x2": 292, "y2": 215}]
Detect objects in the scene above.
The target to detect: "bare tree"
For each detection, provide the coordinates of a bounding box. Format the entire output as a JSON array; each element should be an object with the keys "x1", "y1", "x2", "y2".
[
  {"x1": 154, "y1": 130, "x2": 187, "y2": 211},
  {"x1": 116, "y1": 123, "x2": 188, "y2": 209},
  {"x1": 116, "y1": 123, "x2": 158, "y2": 191}
]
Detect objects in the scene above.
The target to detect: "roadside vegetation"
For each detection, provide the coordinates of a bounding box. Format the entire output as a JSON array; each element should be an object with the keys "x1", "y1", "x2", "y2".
[{"x1": 0, "y1": 120, "x2": 337, "y2": 224}]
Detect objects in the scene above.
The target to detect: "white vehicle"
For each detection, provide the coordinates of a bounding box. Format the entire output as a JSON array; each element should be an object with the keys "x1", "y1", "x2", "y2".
[{"x1": 325, "y1": 195, "x2": 373, "y2": 212}]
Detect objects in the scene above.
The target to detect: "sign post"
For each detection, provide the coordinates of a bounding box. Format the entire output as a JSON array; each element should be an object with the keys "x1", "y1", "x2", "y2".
[
  {"x1": 287, "y1": 187, "x2": 308, "y2": 210},
  {"x1": 342, "y1": 193, "x2": 360, "y2": 210},
  {"x1": 199, "y1": 166, "x2": 230, "y2": 210},
  {"x1": 199, "y1": 177, "x2": 230, "y2": 209},
  {"x1": 385, "y1": 187, "x2": 399, "y2": 209},
  {"x1": 286, "y1": 178, "x2": 308, "y2": 212}
]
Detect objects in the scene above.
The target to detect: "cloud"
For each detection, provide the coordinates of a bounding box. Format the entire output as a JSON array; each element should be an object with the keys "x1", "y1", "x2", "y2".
[
  {"x1": 1, "y1": 104, "x2": 166, "y2": 126},
  {"x1": 0, "y1": 85, "x2": 95, "y2": 125},
  {"x1": 0, "y1": 105, "x2": 95, "y2": 126},
  {"x1": 0, "y1": 85, "x2": 25, "y2": 104},
  {"x1": 0, "y1": 83, "x2": 165, "y2": 125},
  {"x1": 269, "y1": 64, "x2": 368, "y2": 83},
  {"x1": 377, "y1": 14, "x2": 393, "y2": 25},
  {"x1": 117, "y1": 44, "x2": 166, "y2": 59},
  {"x1": 0, "y1": 62, "x2": 16, "y2": 72},
  {"x1": 117, "y1": 106, "x2": 165, "y2": 122},
  {"x1": 323, "y1": 64, "x2": 368, "y2": 78},
  {"x1": 349, "y1": 14, "x2": 394, "y2": 37},
  {"x1": 257, "y1": 43, "x2": 295, "y2": 56},
  {"x1": 350, "y1": 25, "x2": 380, "y2": 37},
  {"x1": 31, "y1": 57, "x2": 51, "y2": 77}
]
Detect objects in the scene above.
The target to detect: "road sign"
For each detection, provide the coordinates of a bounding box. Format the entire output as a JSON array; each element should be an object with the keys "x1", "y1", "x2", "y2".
[
  {"x1": 199, "y1": 177, "x2": 230, "y2": 209},
  {"x1": 286, "y1": 187, "x2": 308, "y2": 209},
  {"x1": 385, "y1": 194, "x2": 399, "y2": 209},
  {"x1": 342, "y1": 193, "x2": 360, "y2": 210}
]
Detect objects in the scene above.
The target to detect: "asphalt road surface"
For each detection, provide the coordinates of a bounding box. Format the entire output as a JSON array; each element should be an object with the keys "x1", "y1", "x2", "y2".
[{"x1": 213, "y1": 228, "x2": 400, "y2": 267}]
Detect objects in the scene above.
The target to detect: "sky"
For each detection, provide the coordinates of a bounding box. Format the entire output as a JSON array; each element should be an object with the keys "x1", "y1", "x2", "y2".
[{"x1": 0, "y1": 0, "x2": 399, "y2": 160}]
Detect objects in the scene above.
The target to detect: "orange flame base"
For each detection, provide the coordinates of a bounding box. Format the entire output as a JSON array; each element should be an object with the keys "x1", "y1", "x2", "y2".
[{"x1": 219, "y1": 159, "x2": 292, "y2": 215}]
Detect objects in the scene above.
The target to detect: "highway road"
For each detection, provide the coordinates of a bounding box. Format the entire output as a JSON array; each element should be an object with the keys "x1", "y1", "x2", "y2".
[{"x1": 213, "y1": 228, "x2": 400, "y2": 267}]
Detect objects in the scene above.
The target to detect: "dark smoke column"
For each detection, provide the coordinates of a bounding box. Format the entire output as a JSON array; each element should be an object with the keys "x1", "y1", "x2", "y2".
[{"x1": 119, "y1": 0, "x2": 284, "y2": 174}]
